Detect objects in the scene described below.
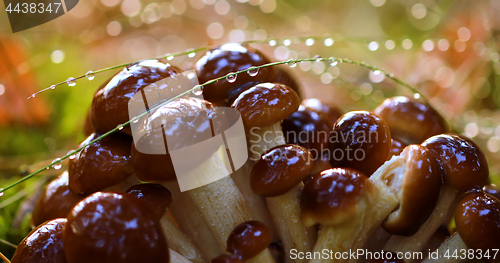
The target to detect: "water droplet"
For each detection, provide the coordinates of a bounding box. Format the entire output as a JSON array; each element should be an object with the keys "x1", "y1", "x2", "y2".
[
  {"x1": 269, "y1": 40, "x2": 277, "y2": 46},
  {"x1": 389, "y1": 73, "x2": 395, "y2": 77},
  {"x1": 166, "y1": 54, "x2": 174, "y2": 60},
  {"x1": 414, "y1": 93, "x2": 421, "y2": 99},
  {"x1": 0, "y1": 191, "x2": 3, "y2": 197},
  {"x1": 313, "y1": 55, "x2": 321, "y2": 62},
  {"x1": 188, "y1": 52, "x2": 196, "y2": 58},
  {"x1": 328, "y1": 57, "x2": 338, "y2": 66},
  {"x1": 29, "y1": 94, "x2": 36, "y2": 99},
  {"x1": 132, "y1": 119, "x2": 139, "y2": 124},
  {"x1": 226, "y1": 73, "x2": 237, "y2": 83},
  {"x1": 49, "y1": 85, "x2": 56, "y2": 90},
  {"x1": 287, "y1": 59, "x2": 297, "y2": 68},
  {"x1": 305, "y1": 38, "x2": 315, "y2": 46},
  {"x1": 324, "y1": 38, "x2": 334, "y2": 46},
  {"x1": 247, "y1": 67, "x2": 259, "y2": 77},
  {"x1": 192, "y1": 85, "x2": 203, "y2": 95},
  {"x1": 303, "y1": 241, "x2": 308, "y2": 246},
  {"x1": 283, "y1": 39, "x2": 291, "y2": 46},
  {"x1": 85, "y1": 71, "x2": 96, "y2": 80},
  {"x1": 51, "y1": 158, "x2": 62, "y2": 170},
  {"x1": 66, "y1": 77, "x2": 76, "y2": 86},
  {"x1": 69, "y1": 154, "x2": 76, "y2": 160},
  {"x1": 117, "y1": 125, "x2": 124, "y2": 130},
  {"x1": 373, "y1": 70, "x2": 382, "y2": 75}
]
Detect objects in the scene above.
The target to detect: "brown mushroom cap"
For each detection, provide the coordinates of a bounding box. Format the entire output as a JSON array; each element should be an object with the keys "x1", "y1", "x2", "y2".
[
  {"x1": 131, "y1": 97, "x2": 227, "y2": 182},
  {"x1": 368, "y1": 251, "x2": 405, "y2": 263},
  {"x1": 231, "y1": 83, "x2": 300, "y2": 128},
  {"x1": 68, "y1": 133, "x2": 134, "y2": 194},
  {"x1": 300, "y1": 168, "x2": 372, "y2": 227},
  {"x1": 32, "y1": 171, "x2": 87, "y2": 226},
  {"x1": 328, "y1": 111, "x2": 392, "y2": 176},
  {"x1": 301, "y1": 98, "x2": 342, "y2": 128},
  {"x1": 63, "y1": 192, "x2": 169, "y2": 263},
  {"x1": 91, "y1": 60, "x2": 182, "y2": 135},
  {"x1": 454, "y1": 192, "x2": 500, "y2": 250},
  {"x1": 250, "y1": 144, "x2": 313, "y2": 197},
  {"x1": 484, "y1": 184, "x2": 500, "y2": 201},
  {"x1": 11, "y1": 218, "x2": 67, "y2": 263},
  {"x1": 126, "y1": 183, "x2": 173, "y2": 220},
  {"x1": 422, "y1": 134, "x2": 489, "y2": 192},
  {"x1": 374, "y1": 96, "x2": 448, "y2": 144},
  {"x1": 226, "y1": 220, "x2": 272, "y2": 260},
  {"x1": 210, "y1": 254, "x2": 245, "y2": 263},
  {"x1": 387, "y1": 138, "x2": 406, "y2": 160},
  {"x1": 281, "y1": 108, "x2": 331, "y2": 160},
  {"x1": 382, "y1": 145, "x2": 442, "y2": 236}
]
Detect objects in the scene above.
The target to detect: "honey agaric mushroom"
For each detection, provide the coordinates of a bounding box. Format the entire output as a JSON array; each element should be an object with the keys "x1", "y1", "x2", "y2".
[
  {"x1": 422, "y1": 192, "x2": 500, "y2": 263},
  {"x1": 68, "y1": 133, "x2": 134, "y2": 194},
  {"x1": 374, "y1": 96, "x2": 449, "y2": 145},
  {"x1": 32, "y1": 171, "x2": 87, "y2": 226},
  {"x1": 329, "y1": 111, "x2": 392, "y2": 177},
  {"x1": 232, "y1": 82, "x2": 300, "y2": 158},
  {"x1": 301, "y1": 168, "x2": 375, "y2": 263},
  {"x1": 227, "y1": 221, "x2": 273, "y2": 263},
  {"x1": 91, "y1": 60, "x2": 182, "y2": 135},
  {"x1": 131, "y1": 97, "x2": 254, "y2": 253},
  {"x1": 195, "y1": 43, "x2": 300, "y2": 107},
  {"x1": 126, "y1": 183, "x2": 205, "y2": 263},
  {"x1": 384, "y1": 134, "x2": 489, "y2": 259},
  {"x1": 300, "y1": 98, "x2": 342, "y2": 128},
  {"x1": 250, "y1": 145, "x2": 316, "y2": 262},
  {"x1": 63, "y1": 192, "x2": 169, "y2": 263},
  {"x1": 210, "y1": 254, "x2": 246, "y2": 263},
  {"x1": 303, "y1": 145, "x2": 441, "y2": 263},
  {"x1": 11, "y1": 218, "x2": 67, "y2": 263}
]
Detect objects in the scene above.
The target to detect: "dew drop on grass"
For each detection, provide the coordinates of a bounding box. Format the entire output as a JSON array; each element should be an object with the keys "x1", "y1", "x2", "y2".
[
  {"x1": 85, "y1": 71, "x2": 96, "y2": 80},
  {"x1": 269, "y1": 40, "x2": 277, "y2": 46},
  {"x1": 166, "y1": 54, "x2": 174, "y2": 60},
  {"x1": 50, "y1": 85, "x2": 56, "y2": 90},
  {"x1": 0, "y1": 191, "x2": 3, "y2": 197},
  {"x1": 247, "y1": 67, "x2": 259, "y2": 77},
  {"x1": 118, "y1": 126, "x2": 124, "y2": 131},
  {"x1": 287, "y1": 59, "x2": 297, "y2": 68},
  {"x1": 192, "y1": 85, "x2": 203, "y2": 96},
  {"x1": 328, "y1": 57, "x2": 338, "y2": 66},
  {"x1": 414, "y1": 93, "x2": 421, "y2": 99},
  {"x1": 226, "y1": 73, "x2": 237, "y2": 83},
  {"x1": 313, "y1": 55, "x2": 321, "y2": 62},
  {"x1": 66, "y1": 77, "x2": 76, "y2": 86},
  {"x1": 69, "y1": 154, "x2": 76, "y2": 160},
  {"x1": 373, "y1": 70, "x2": 382, "y2": 75},
  {"x1": 188, "y1": 52, "x2": 196, "y2": 58},
  {"x1": 51, "y1": 158, "x2": 62, "y2": 170}
]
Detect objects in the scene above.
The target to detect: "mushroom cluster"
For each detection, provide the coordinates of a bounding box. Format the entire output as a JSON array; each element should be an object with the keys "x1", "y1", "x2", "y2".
[{"x1": 12, "y1": 44, "x2": 500, "y2": 263}]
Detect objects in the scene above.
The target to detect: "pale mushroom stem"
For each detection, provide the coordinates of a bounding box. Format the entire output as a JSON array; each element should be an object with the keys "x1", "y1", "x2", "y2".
[
  {"x1": 159, "y1": 214, "x2": 206, "y2": 263},
  {"x1": 267, "y1": 183, "x2": 316, "y2": 263},
  {"x1": 170, "y1": 249, "x2": 194, "y2": 263},
  {"x1": 383, "y1": 185, "x2": 458, "y2": 263},
  {"x1": 163, "y1": 181, "x2": 222, "y2": 259},
  {"x1": 421, "y1": 233, "x2": 467, "y2": 263}
]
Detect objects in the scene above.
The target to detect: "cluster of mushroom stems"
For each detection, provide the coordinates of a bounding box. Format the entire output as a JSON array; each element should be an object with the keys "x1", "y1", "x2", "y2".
[{"x1": 8, "y1": 43, "x2": 500, "y2": 263}]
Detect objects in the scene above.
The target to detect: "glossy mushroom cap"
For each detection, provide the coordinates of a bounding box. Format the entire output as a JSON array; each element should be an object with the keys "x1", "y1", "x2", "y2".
[
  {"x1": 91, "y1": 60, "x2": 182, "y2": 135},
  {"x1": 374, "y1": 96, "x2": 448, "y2": 144},
  {"x1": 126, "y1": 183, "x2": 173, "y2": 220},
  {"x1": 231, "y1": 83, "x2": 300, "y2": 128},
  {"x1": 484, "y1": 184, "x2": 500, "y2": 201},
  {"x1": 300, "y1": 168, "x2": 372, "y2": 227},
  {"x1": 454, "y1": 192, "x2": 500, "y2": 250},
  {"x1": 131, "y1": 97, "x2": 224, "y2": 182},
  {"x1": 250, "y1": 144, "x2": 313, "y2": 197},
  {"x1": 368, "y1": 251, "x2": 405, "y2": 263},
  {"x1": 387, "y1": 138, "x2": 406, "y2": 160},
  {"x1": 64, "y1": 192, "x2": 169, "y2": 263},
  {"x1": 328, "y1": 111, "x2": 392, "y2": 176},
  {"x1": 382, "y1": 145, "x2": 442, "y2": 236},
  {"x1": 32, "y1": 171, "x2": 87, "y2": 226},
  {"x1": 68, "y1": 133, "x2": 134, "y2": 194},
  {"x1": 281, "y1": 108, "x2": 331, "y2": 160},
  {"x1": 11, "y1": 218, "x2": 67, "y2": 263},
  {"x1": 195, "y1": 43, "x2": 301, "y2": 106},
  {"x1": 301, "y1": 98, "x2": 342, "y2": 128},
  {"x1": 210, "y1": 254, "x2": 245, "y2": 263},
  {"x1": 422, "y1": 134, "x2": 489, "y2": 192},
  {"x1": 226, "y1": 220, "x2": 272, "y2": 260}
]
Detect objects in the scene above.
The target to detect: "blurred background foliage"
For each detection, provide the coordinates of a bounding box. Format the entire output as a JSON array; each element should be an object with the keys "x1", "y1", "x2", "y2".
[{"x1": 1, "y1": 0, "x2": 500, "y2": 259}]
